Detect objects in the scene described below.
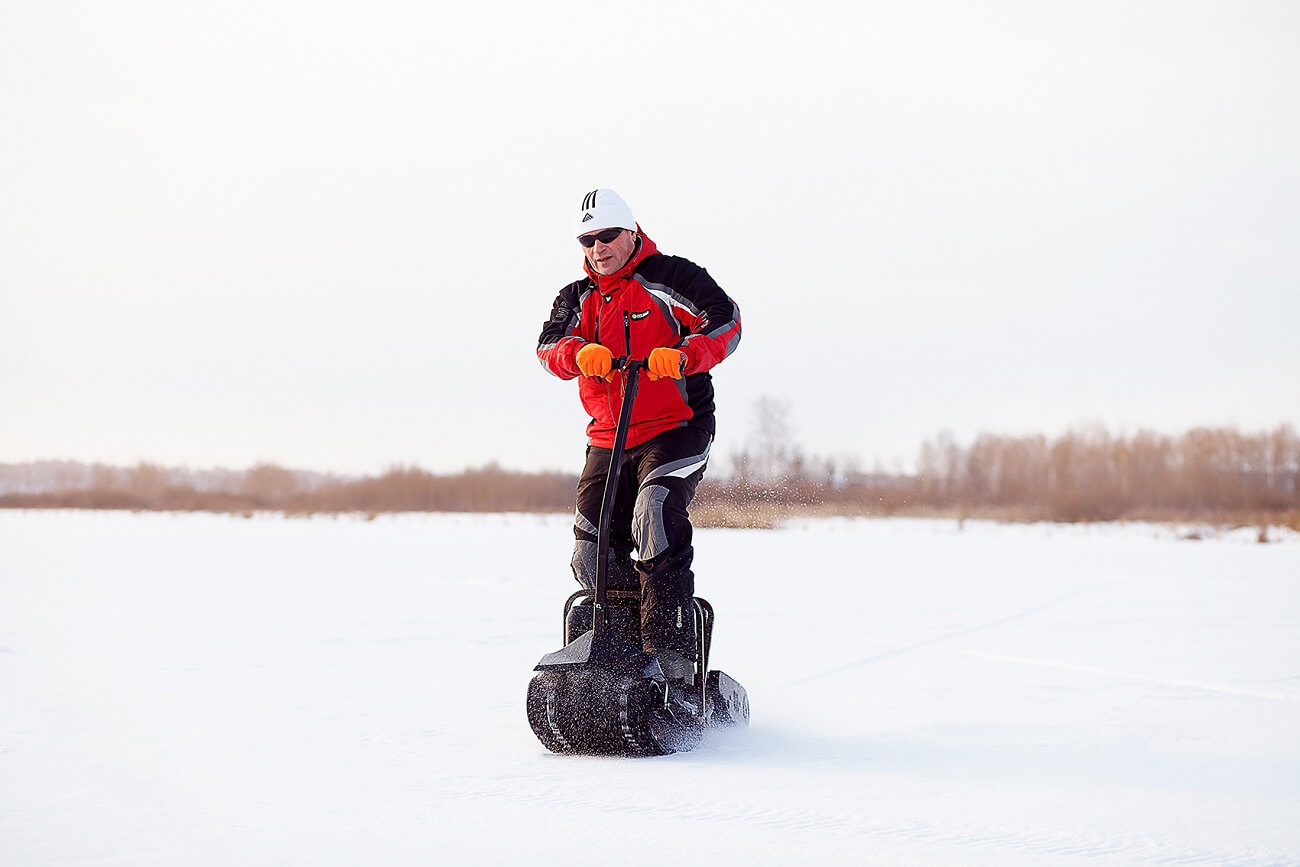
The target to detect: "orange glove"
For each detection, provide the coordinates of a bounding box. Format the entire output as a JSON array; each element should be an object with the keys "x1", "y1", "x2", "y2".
[
  {"x1": 647, "y1": 347, "x2": 686, "y2": 381},
  {"x1": 575, "y1": 343, "x2": 613, "y2": 380}
]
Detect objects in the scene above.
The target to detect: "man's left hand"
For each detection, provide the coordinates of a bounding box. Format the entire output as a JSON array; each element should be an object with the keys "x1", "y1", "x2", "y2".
[{"x1": 646, "y1": 347, "x2": 686, "y2": 381}]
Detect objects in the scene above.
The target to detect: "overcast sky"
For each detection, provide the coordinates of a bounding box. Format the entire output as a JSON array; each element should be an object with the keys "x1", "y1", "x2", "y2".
[{"x1": 3, "y1": 1, "x2": 1297, "y2": 476}]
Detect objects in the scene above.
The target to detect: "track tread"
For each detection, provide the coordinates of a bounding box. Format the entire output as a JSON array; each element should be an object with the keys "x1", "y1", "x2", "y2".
[{"x1": 527, "y1": 668, "x2": 702, "y2": 756}]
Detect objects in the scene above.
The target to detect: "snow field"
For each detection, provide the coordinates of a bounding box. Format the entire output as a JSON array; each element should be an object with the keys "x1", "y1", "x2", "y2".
[{"x1": 1, "y1": 511, "x2": 1297, "y2": 865}]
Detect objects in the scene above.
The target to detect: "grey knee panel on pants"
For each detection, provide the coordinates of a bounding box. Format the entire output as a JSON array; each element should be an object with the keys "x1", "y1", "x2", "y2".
[
  {"x1": 631, "y1": 484, "x2": 672, "y2": 560},
  {"x1": 570, "y1": 538, "x2": 597, "y2": 589},
  {"x1": 631, "y1": 437, "x2": 710, "y2": 562},
  {"x1": 570, "y1": 508, "x2": 600, "y2": 588}
]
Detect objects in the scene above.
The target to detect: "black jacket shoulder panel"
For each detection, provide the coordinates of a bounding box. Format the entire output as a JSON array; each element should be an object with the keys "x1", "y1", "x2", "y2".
[{"x1": 538, "y1": 277, "x2": 593, "y2": 347}]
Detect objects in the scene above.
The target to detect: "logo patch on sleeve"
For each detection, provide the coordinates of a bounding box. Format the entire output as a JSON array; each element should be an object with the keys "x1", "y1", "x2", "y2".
[{"x1": 630, "y1": 309, "x2": 650, "y2": 320}]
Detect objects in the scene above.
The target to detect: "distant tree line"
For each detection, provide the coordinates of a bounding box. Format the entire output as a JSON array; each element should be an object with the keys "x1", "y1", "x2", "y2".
[
  {"x1": 911, "y1": 425, "x2": 1300, "y2": 521},
  {"x1": 2, "y1": 423, "x2": 1296, "y2": 528},
  {"x1": 716, "y1": 420, "x2": 1299, "y2": 528},
  {"x1": 0, "y1": 461, "x2": 576, "y2": 515}
]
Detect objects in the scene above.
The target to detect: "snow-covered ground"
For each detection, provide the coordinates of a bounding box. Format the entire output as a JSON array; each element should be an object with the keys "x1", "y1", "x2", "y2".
[{"x1": 2, "y1": 510, "x2": 1297, "y2": 865}]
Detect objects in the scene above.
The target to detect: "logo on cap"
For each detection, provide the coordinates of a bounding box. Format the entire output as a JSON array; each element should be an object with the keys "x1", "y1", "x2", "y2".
[{"x1": 582, "y1": 212, "x2": 594, "y2": 222}]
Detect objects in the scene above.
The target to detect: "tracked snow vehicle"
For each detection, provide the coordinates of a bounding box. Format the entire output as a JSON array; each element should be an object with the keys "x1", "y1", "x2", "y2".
[{"x1": 526, "y1": 357, "x2": 749, "y2": 756}]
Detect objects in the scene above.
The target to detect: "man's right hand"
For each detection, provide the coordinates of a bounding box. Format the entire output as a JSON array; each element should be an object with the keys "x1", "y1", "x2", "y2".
[{"x1": 575, "y1": 343, "x2": 613, "y2": 380}]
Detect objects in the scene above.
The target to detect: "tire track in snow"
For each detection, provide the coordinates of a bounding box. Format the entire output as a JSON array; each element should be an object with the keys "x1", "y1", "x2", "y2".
[
  {"x1": 438, "y1": 775, "x2": 1283, "y2": 864},
  {"x1": 964, "y1": 651, "x2": 1300, "y2": 702},
  {"x1": 785, "y1": 584, "x2": 1107, "y2": 687}
]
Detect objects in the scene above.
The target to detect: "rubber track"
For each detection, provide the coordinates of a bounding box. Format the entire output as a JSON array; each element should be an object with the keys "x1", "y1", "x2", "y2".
[{"x1": 527, "y1": 668, "x2": 701, "y2": 756}]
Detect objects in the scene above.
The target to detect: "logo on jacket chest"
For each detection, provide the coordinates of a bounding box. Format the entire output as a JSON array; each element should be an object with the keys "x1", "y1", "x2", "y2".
[{"x1": 630, "y1": 309, "x2": 650, "y2": 320}]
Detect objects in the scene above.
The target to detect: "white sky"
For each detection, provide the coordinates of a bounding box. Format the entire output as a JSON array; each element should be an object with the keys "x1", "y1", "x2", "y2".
[{"x1": 2, "y1": 1, "x2": 1297, "y2": 475}]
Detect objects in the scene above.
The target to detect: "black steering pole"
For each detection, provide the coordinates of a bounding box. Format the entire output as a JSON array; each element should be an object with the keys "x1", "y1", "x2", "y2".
[
  {"x1": 592, "y1": 354, "x2": 641, "y2": 637},
  {"x1": 592, "y1": 307, "x2": 641, "y2": 638}
]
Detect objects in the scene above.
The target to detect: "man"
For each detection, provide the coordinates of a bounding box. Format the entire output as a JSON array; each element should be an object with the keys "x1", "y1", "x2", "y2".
[{"x1": 537, "y1": 189, "x2": 741, "y2": 685}]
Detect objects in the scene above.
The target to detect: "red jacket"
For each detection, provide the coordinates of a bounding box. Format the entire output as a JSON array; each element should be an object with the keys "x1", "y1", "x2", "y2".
[{"x1": 537, "y1": 230, "x2": 741, "y2": 448}]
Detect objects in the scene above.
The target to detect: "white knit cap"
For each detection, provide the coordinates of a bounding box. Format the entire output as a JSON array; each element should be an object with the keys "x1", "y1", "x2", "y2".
[{"x1": 574, "y1": 188, "x2": 636, "y2": 237}]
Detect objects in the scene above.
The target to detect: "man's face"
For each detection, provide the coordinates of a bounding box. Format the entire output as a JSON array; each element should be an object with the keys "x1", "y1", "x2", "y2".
[{"x1": 580, "y1": 227, "x2": 637, "y2": 276}]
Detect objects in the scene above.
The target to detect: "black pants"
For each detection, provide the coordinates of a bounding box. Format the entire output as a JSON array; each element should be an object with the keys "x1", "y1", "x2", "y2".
[{"x1": 571, "y1": 427, "x2": 711, "y2": 660}]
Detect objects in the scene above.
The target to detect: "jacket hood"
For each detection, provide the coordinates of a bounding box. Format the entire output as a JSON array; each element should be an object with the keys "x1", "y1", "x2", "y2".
[{"x1": 582, "y1": 225, "x2": 659, "y2": 287}]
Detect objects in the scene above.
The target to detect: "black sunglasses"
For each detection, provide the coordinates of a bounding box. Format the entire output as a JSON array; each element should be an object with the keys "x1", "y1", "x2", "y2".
[{"x1": 578, "y1": 228, "x2": 626, "y2": 248}]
